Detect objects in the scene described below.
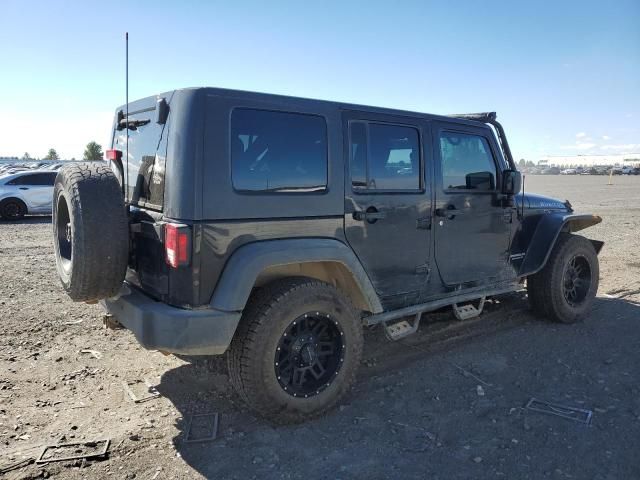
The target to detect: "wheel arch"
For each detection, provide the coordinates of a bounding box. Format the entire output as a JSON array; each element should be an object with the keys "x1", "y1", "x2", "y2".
[
  {"x1": 209, "y1": 238, "x2": 383, "y2": 314},
  {"x1": 519, "y1": 213, "x2": 603, "y2": 277}
]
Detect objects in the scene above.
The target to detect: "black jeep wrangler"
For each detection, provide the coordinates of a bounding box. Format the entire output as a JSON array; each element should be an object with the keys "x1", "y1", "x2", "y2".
[{"x1": 52, "y1": 87, "x2": 603, "y2": 423}]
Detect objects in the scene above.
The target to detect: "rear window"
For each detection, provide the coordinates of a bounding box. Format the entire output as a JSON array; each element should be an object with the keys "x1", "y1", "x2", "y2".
[
  {"x1": 231, "y1": 109, "x2": 328, "y2": 192},
  {"x1": 113, "y1": 110, "x2": 167, "y2": 210}
]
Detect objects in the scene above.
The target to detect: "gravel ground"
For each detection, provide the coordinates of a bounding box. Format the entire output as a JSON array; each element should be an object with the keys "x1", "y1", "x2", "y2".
[{"x1": 1, "y1": 175, "x2": 639, "y2": 479}]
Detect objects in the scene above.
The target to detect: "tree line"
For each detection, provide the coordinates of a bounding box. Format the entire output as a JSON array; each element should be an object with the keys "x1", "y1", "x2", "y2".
[{"x1": 21, "y1": 141, "x2": 104, "y2": 162}]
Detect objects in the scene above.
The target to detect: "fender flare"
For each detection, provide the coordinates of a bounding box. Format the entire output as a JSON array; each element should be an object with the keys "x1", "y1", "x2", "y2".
[
  {"x1": 209, "y1": 238, "x2": 383, "y2": 314},
  {"x1": 519, "y1": 213, "x2": 603, "y2": 277}
]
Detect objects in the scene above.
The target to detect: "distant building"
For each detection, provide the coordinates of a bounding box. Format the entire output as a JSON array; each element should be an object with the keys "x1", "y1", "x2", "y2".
[{"x1": 536, "y1": 154, "x2": 640, "y2": 167}]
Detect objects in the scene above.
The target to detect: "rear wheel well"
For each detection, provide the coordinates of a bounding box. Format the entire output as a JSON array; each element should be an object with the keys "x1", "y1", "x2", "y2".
[{"x1": 254, "y1": 262, "x2": 371, "y2": 313}]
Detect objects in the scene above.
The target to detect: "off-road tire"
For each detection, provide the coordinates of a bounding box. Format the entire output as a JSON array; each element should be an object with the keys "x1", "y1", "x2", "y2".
[
  {"x1": 0, "y1": 198, "x2": 27, "y2": 220},
  {"x1": 52, "y1": 163, "x2": 128, "y2": 302},
  {"x1": 227, "y1": 278, "x2": 363, "y2": 424},
  {"x1": 527, "y1": 233, "x2": 599, "y2": 323}
]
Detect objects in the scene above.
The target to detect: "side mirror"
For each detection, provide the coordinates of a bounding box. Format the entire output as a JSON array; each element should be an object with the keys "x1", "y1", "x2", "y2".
[{"x1": 502, "y1": 169, "x2": 522, "y2": 195}]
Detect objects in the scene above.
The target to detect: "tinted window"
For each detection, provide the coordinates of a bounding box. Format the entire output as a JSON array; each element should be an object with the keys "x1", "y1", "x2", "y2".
[
  {"x1": 113, "y1": 110, "x2": 167, "y2": 209},
  {"x1": 8, "y1": 173, "x2": 55, "y2": 186},
  {"x1": 440, "y1": 132, "x2": 496, "y2": 190},
  {"x1": 350, "y1": 122, "x2": 420, "y2": 191},
  {"x1": 231, "y1": 109, "x2": 327, "y2": 192}
]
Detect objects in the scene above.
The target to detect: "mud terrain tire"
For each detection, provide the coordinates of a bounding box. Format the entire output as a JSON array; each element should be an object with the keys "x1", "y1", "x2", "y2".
[
  {"x1": 53, "y1": 163, "x2": 128, "y2": 302},
  {"x1": 528, "y1": 233, "x2": 599, "y2": 323},
  {"x1": 227, "y1": 278, "x2": 363, "y2": 424}
]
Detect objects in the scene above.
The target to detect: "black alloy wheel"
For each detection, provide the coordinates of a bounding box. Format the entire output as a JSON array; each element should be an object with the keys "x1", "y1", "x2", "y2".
[
  {"x1": 562, "y1": 254, "x2": 591, "y2": 307},
  {"x1": 274, "y1": 312, "x2": 345, "y2": 398},
  {"x1": 1, "y1": 200, "x2": 26, "y2": 220}
]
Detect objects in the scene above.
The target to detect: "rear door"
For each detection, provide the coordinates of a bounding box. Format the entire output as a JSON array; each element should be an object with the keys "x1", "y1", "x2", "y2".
[
  {"x1": 343, "y1": 112, "x2": 432, "y2": 309},
  {"x1": 111, "y1": 99, "x2": 171, "y2": 300},
  {"x1": 432, "y1": 122, "x2": 511, "y2": 286},
  {"x1": 8, "y1": 173, "x2": 55, "y2": 211}
]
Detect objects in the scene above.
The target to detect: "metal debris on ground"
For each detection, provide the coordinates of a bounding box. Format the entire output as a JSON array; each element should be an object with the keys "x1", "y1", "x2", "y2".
[
  {"x1": 184, "y1": 413, "x2": 219, "y2": 443},
  {"x1": 103, "y1": 314, "x2": 123, "y2": 330},
  {"x1": 122, "y1": 379, "x2": 160, "y2": 403},
  {"x1": 64, "y1": 318, "x2": 85, "y2": 325},
  {"x1": 525, "y1": 398, "x2": 593, "y2": 424},
  {"x1": 80, "y1": 349, "x2": 102, "y2": 359},
  {"x1": 0, "y1": 457, "x2": 34, "y2": 474},
  {"x1": 36, "y1": 439, "x2": 110, "y2": 464}
]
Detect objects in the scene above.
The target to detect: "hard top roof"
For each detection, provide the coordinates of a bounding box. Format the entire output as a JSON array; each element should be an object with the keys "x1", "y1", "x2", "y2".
[{"x1": 121, "y1": 86, "x2": 493, "y2": 129}]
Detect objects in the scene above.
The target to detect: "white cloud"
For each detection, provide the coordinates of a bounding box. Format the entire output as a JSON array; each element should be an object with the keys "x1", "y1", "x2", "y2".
[
  {"x1": 575, "y1": 132, "x2": 587, "y2": 138},
  {"x1": 601, "y1": 135, "x2": 611, "y2": 140},
  {"x1": 560, "y1": 142, "x2": 597, "y2": 150}
]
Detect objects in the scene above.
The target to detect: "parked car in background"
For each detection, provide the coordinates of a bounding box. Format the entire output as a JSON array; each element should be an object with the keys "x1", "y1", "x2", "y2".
[
  {"x1": 560, "y1": 168, "x2": 577, "y2": 175},
  {"x1": 0, "y1": 170, "x2": 57, "y2": 220}
]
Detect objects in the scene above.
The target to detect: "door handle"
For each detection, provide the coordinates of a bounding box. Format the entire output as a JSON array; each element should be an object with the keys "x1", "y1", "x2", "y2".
[
  {"x1": 19, "y1": 187, "x2": 29, "y2": 190},
  {"x1": 353, "y1": 208, "x2": 386, "y2": 223},
  {"x1": 435, "y1": 205, "x2": 466, "y2": 219}
]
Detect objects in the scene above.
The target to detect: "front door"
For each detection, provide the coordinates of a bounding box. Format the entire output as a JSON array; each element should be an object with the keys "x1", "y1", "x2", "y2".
[
  {"x1": 343, "y1": 112, "x2": 431, "y2": 309},
  {"x1": 432, "y1": 122, "x2": 512, "y2": 286}
]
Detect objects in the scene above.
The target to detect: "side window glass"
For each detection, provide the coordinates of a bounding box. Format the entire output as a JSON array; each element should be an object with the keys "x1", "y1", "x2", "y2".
[
  {"x1": 10, "y1": 175, "x2": 32, "y2": 186},
  {"x1": 43, "y1": 173, "x2": 56, "y2": 186},
  {"x1": 231, "y1": 109, "x2": 328, "y2": 192},
  {"x1": 440, "y1": 132, "x2": 496, "y2": 191},
  {"x1": 349, "y1": 121, "x2": 421, "y2": 191}
]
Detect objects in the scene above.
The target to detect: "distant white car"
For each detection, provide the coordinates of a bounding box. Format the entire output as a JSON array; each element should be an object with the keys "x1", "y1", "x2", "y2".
[
  {"x1": 560, "y1": 168, "x2": 577, "y2": 175},
  {"x1": 0, "y1": 170, "x2": 57, "y2": 220}
]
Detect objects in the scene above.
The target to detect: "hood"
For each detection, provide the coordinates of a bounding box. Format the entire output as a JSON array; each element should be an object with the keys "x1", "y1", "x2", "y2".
[{"x1": 516, "y1": 192, "x2": 570, "y2": 211}]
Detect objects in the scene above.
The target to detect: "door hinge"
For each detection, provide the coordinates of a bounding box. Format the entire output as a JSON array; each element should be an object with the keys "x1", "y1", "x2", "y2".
[
  {"x1": 415, "y1": 263, "x2": 430, "y2": 275},
  {"x1": 502, "y1": 210, "x2": 513, "y2": 223},
  {"x1": 416, "y1": 217, "x2": 432, "y2": 230}
]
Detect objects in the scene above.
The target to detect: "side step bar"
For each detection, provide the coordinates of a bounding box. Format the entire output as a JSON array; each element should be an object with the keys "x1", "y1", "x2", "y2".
[{"x1": 364, "y1": 283, "x2": 521, "y2": 327}]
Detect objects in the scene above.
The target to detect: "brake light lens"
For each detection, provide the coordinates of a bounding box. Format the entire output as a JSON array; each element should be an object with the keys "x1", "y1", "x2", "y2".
[
  {"x1": 165, "y1": 224, "x2": 191, "y2": 268},
  {"x1": 106, "y1": 149, "x2": 123, "y2": 161}
]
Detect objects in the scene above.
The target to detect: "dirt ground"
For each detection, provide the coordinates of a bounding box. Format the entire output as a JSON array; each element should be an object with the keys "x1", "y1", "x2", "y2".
[{"x1": 1, "y1": 175, "x2": 639, "y2": 479}]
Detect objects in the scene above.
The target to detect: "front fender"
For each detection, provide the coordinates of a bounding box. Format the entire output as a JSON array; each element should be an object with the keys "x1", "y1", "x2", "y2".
[
  {"x1": 209, "y1": 238, "x2": 383, "y2": 314},
  {"x1": 518, "y1": 213, "x2": 603, "y2": 277}
]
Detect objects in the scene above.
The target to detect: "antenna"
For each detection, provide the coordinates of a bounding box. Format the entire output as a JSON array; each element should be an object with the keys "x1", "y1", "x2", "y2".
[{"x1": 125, "y1": 32, "x2": 129, "y2": 201}]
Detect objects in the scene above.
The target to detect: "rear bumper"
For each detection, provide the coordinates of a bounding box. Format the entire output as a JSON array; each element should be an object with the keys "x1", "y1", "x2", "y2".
[{"x1": 101, "y1": 284, "x2": 241, "y2": 355}]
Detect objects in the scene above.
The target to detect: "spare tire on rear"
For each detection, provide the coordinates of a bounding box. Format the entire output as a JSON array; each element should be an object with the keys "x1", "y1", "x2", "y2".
[{"x1": 53, "y1": 163, "x2": 129, "y2": 302}]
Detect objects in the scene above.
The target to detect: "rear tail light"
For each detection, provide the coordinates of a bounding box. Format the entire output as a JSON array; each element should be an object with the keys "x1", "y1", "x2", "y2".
[
  {"x1": 105, "y1": 149, "x2": 123, "y2": 161},
  {"x1": 165, "y1": 224, "x2": 191, "y2": 268}
]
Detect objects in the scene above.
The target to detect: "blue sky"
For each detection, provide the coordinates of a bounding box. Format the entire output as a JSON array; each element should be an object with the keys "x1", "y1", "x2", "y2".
[{"x1": 1, "y1": 0, "x2": 638, "y2": 160}]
